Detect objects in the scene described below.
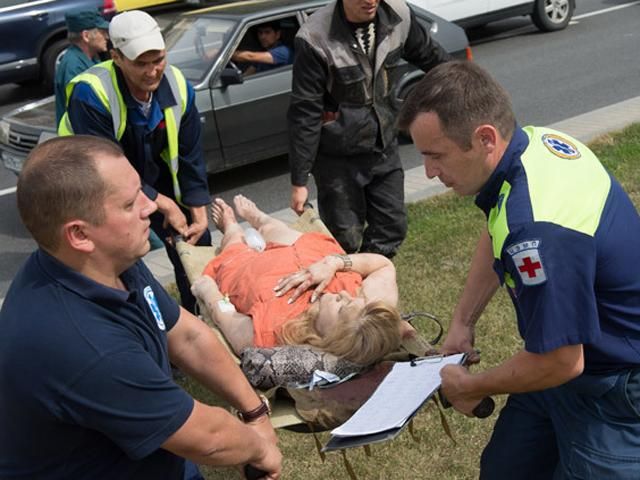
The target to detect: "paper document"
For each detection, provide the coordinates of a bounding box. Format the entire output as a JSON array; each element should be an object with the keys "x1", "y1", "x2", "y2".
[{"x1": 330, "y1": 353, "x2": 465, "y2": 437}]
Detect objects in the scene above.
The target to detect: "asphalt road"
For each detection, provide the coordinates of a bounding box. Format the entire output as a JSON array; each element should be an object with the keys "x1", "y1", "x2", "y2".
[{"x1": 0, "y1": 0, "x2": 638, "y2": 299}]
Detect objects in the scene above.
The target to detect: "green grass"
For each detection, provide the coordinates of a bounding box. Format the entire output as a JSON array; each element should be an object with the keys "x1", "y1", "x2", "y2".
[{"x1": 184, "y1": 124, "x2": 640, "y2": 479}]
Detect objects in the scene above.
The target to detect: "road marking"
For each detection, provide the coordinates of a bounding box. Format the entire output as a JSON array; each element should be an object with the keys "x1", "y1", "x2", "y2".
[
  {"x1": 573, "y1": 1, "x2": 640, "y2": 20},
  {"x1": 0, "y1": 186, "x2": 16, "y2": 197}
]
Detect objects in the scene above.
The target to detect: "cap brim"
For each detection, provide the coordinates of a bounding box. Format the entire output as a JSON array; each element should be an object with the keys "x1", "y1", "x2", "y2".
[
  {"x1": 96, "y1": 18, "x2": 110, "y2": 29},
  {"x1": 119, "y1": 30, "x2": 165, "y2": 60}
]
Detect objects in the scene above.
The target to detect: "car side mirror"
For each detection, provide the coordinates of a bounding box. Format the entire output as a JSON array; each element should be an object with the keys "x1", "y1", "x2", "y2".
[{"x1": 220, "y1": 66, "x2": 243, "y2": 86}]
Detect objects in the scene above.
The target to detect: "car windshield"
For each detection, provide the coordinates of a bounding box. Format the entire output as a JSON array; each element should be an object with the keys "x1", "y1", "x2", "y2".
[{"x1": 165, "y1": 16, "x2": 237, "y2": 84}]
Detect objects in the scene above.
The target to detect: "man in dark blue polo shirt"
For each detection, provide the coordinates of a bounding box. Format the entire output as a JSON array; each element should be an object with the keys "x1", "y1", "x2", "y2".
[
  {"x1": 398, "y1": 61, "x2": 640, "y2": 479},
  {"x1": 0, "y1": 136, "x2": 281, "y2": 480}
]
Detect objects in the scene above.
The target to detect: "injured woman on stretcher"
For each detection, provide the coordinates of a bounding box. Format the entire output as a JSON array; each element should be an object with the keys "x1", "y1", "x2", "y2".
[{"x1": 190, "y1": 195, "x2": 423, "y2": 366}]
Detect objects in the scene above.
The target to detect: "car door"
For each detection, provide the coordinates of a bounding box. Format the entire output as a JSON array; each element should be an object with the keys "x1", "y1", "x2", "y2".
[
  {"x1": 211, "y1": 15, "x2": 299, "y2": 170},
  {"x1": 0, "y1": 0, "x2": 56, "y2": 78},
  {"x1": 409, "y1": 0, "x2": 489, "y2": 22},
  {"x1": 489, "y1": 0, "x2": 533, "y2": 13}
]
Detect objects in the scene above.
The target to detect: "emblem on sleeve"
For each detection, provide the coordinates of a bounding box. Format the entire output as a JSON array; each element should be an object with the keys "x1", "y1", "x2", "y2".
[
  {"x1": 144, "y1": 286, "x2": 166, "y2": 330},
  {"x1": 542, "y1": 134, "x2": 581, "y2": 160},
  {"x1": 506, "y1": 240, "x2": 547, "y2": 286}
]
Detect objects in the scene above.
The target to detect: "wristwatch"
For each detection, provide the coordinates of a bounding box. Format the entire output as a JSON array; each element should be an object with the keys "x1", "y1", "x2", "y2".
[{"x1": 237, "y1": 395, "x2": 271, "y2": 423}]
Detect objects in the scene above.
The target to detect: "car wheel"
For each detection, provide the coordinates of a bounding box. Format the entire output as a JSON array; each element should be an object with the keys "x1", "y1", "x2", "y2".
[
  {"x1": 42, "y1": 39, "x2": 69, "y2": 91},
  {"x1": 531, "y1": 0, "x2": 574, "y2": 31}
]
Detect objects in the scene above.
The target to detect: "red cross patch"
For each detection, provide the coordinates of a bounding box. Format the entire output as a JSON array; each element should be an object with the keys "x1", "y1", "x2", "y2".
[{"x1": 506, "y1": 240, "x2": 547, "y2": 286}]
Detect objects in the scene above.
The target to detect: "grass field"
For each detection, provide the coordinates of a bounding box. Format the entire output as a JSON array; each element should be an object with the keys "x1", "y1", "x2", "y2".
[{"x1": 189, "y1": 123, "x2": 640, "y2": 479}]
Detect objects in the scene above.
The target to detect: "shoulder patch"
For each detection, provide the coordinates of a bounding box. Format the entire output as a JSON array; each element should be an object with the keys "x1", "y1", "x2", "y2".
[
  {"x1": 541, "y1": 133, "x2": 581, "y2": 160},
  {"x1": 144, "y1": 286, "x2": 166, "y2": 331},
  {"x1": 506, "y1": 240, "x2": 547, "y2": 286}
]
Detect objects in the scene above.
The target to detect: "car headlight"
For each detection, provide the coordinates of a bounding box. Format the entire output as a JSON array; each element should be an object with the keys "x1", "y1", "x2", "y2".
[{"x1": 0, "y1": 120, "x2": 10, "y2": 145}]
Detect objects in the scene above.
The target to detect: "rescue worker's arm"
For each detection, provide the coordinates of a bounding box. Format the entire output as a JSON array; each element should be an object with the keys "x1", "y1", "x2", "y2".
[
  {"x1": 155, "y1": 193, "x2": 189, "y2": 237},
  {"x1": 176, "y1": 83, "x2": 211, "y2": 244},
  {"x1": 166, "y1": 306, "x2": 280, "y2": 473},
  {"x1": 232, "y1": 49, "x2": 274, "y2": 65},
  {"x1": 287, "y1": 38, "x2": 328, "y2": 214},
  {"x1": 440, "y1": 344, "x2": 584, "y2": 417},
  {"x1": 162, "y1": 400, "x2": 281, "y2": 478},
  {"x1": 183, "y1": 205, "x2": 209, "y2": 245},
  {"x1": 403, "y1": 7, "x2": 452, "y2": 71},
  {"x1": 441, "y1": 230, "x2": 500, "y2": 362}
]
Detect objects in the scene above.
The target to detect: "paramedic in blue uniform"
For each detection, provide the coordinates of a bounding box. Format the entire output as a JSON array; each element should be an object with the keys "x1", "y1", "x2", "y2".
[
  {"x1": 398, "y1": 60, "x2": 640, "y2": 479},
  {"x1": 54, "y1": 9, "x2": 110, "y2": 123},
  {"x1": 59, "y1": 10, "x2": 211, "y2": 313},
  {"x1": 0, "y1": 136, "x2": 281, "y2": 480}
]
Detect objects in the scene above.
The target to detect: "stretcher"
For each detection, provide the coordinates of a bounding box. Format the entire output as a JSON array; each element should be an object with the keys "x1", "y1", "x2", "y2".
[{"x1": 176, "y1": 208, "x2": 441, "y2": 432}]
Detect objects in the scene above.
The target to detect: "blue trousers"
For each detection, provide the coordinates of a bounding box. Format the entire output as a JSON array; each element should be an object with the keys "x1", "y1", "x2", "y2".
[
  {"x1": 480, "y1": 369, "x2": 640, "y2": 479},
  {"x1": 183, "y1": 460, "x2": 204, "y2": 480}
]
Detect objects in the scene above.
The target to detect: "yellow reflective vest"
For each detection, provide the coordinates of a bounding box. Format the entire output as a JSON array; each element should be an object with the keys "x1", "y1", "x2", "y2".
[{"x1": 58, "y1": 60, "x2": 188, "y2": 203}]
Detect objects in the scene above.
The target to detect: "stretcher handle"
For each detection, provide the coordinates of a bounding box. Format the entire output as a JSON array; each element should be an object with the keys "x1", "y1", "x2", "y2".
[
  {"x1": 244, "y1": 464, "x2": 268, "y2": 480},
  {"x1": 439, "y1": 391, "x2": 495, "y2": 419}
]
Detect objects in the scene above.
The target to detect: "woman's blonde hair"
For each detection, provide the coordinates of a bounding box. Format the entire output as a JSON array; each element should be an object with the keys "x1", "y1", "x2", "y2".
[{"x1": 278, "y1": 300, "x2": 402, "y2": 365}]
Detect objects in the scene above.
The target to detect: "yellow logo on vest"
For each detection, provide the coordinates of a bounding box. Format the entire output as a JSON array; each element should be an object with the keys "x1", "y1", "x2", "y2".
[{"x1": 542, "y1": 134, "x2": 581, "y2": 160}]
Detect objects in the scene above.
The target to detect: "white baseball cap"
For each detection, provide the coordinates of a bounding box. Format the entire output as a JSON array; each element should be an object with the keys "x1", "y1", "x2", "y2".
[{"x1": 109, "y1": 10, "x2": 165, "y2": 60}]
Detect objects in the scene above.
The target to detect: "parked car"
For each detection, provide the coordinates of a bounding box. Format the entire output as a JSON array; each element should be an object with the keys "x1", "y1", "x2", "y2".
[
  {"x1": 114, "y1": 0, "x2": 208, "y2": 11},
  {"x1": 0, "y1": 0, "x2": 471, "y2": 176},
  {"x1": 409, "y1": 0, "x2": 575, "y2": 32},
  {"x1": 0, "y1": 0, "x2": 117, "y2": 89}
]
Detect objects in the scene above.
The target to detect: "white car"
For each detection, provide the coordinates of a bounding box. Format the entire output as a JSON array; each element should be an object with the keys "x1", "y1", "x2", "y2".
[{"x1": 409, "y1": 0, "x2": 575, "y2": 32}]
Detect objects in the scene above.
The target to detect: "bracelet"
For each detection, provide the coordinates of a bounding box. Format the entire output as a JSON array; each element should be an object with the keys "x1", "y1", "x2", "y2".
[
  {"x1": 333, "y1": 254, "x2": 352, "y2": 271},
  {"x1": 237, "y1": 395, "x2": 271, "y2": 423}
]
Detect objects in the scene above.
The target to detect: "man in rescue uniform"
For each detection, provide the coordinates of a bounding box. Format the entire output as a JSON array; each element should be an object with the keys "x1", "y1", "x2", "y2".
[
  {"x1": 59, "y1": 10, "x2": 210, "y2": 313},
  {"x1": 398, "y1": 61, "x2": 640, "y2": 478},
  {"x1": 287, "y1": 0, "x2": 450, "y2": 258}
]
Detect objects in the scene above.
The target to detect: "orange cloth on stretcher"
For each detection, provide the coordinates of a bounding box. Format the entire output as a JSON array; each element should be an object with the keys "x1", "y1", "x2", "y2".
[{"x1": 202, "y1": 232, "x2": 362, "y2": 347}]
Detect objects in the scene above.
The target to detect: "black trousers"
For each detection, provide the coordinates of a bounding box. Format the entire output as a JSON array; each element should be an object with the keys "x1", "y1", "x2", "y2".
[
  {"x1": 151, "y1": 209, "x2": 212, "y2": 314},
  {"x1": 312, "y1": 143, "x2": 407, "y2": 258}
]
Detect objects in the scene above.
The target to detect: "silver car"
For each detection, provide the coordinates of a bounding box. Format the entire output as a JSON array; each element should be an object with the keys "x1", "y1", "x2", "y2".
[{"x1": 0, "y1": 0, "x2": 470, "y2": 175}]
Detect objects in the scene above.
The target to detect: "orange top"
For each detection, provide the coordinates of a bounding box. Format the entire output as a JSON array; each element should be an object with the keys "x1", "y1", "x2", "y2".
[{"x1": 202, "y1": 232, "x2": 362, "y2": 347}]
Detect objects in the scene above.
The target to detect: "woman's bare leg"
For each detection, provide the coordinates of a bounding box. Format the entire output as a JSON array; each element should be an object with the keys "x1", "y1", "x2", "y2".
[
  {"x1": 233, "y1": 194, "x2": 302, "y2": 245},
  {"x1": 211, "y1": 198, "x2": 244, "y2": 251}
]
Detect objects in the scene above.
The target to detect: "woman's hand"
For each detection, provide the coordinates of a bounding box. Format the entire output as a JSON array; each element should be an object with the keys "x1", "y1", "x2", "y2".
[{"x1": 273, "y1": 256, "x2": 341, "y2": 303}]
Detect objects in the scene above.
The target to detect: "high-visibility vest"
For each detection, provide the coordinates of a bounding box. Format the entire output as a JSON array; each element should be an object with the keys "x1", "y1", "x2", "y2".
[
  {"x1": 487, "y1": 126, "x2": 611, "y2": 288},
  {"x1": 58, "y1": 60, "x2": 188, "y2": 203}
]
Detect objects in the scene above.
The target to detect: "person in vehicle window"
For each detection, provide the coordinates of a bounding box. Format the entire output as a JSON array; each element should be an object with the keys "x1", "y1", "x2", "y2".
[{"x1": 231, "y1": 21, "x2": 293, "y2": 75}]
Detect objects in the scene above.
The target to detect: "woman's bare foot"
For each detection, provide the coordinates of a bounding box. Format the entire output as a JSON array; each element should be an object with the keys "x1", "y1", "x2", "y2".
[
  {"x1": 233, "y1": 194, "x2": 267, "y2": 228},
  {"x1": 211, "y1": 198, "x2": 238, "y2": 233}
]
